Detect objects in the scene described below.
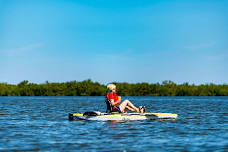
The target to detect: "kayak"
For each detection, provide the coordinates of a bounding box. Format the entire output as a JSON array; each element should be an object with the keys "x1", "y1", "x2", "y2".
[{"x1": 68, "y1": 111, "x2": 178, "y2": 121}]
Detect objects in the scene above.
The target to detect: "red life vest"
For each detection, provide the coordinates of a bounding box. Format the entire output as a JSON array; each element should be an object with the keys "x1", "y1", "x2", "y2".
[{"x1": 106, "y1": 90, "x2": 119, "y2": 110}]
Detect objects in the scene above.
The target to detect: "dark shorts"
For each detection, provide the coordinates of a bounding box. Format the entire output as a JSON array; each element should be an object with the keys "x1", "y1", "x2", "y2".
[{"x1": 112, "y1": 106, "x2": 121, "y2": 113}]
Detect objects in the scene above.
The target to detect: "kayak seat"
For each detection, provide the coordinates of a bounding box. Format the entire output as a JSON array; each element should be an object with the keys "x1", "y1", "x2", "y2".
[{"x1": 105, "y1": 99, "x2": 112, "y2": 113}]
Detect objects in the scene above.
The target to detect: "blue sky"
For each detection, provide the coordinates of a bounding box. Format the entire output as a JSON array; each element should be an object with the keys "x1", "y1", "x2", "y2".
[{"x1": 0, "y1": 0, "x2": 228, "y2": 84}]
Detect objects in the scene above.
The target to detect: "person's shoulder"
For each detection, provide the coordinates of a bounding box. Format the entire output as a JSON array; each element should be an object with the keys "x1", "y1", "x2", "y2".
[{"x1": 106, "y1": 90, "x2": 114, "y2": 97}]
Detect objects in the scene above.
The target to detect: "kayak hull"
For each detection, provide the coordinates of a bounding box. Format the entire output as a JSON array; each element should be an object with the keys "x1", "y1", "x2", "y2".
[{"x1": 69, "y1": 112, "x2": 178, "y2": 121}]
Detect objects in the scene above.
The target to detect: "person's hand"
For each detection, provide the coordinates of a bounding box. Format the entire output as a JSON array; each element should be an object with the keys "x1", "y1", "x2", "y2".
[{"x1": 118, "y1": 96, "x2": 121, "y2": 102}]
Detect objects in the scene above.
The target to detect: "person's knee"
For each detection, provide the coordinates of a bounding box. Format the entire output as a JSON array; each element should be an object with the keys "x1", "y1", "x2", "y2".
[
  {"x1": 125, "y1": 100, "x2": 132, "y2": 104},
  {"x1": 124, "y1": 99, "x2": 130, "y2": 103},
  {"x1": 124, "y1": 100, "x2": 132, "y2": 106}
]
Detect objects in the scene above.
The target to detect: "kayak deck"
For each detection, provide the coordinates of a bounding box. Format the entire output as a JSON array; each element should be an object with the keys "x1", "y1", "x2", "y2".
[{"x1": 69, "y1": 112, "x2": 178, "y2": 121}]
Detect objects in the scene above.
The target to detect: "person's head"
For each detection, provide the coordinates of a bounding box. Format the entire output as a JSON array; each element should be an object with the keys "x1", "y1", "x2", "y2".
[{"x1": 107, "y1": 84, "x2": 116, "y2": 92}]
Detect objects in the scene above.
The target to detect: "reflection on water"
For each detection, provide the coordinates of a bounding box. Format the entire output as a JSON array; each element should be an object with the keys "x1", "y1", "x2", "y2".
[{"x1": 0, "y1": 96, "x2": 228, "y2": 151}]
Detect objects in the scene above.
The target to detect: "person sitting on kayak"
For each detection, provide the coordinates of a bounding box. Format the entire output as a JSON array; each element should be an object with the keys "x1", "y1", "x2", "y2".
[{"x1": 106, "y1": 84, "x2": 145, "y2": 113}]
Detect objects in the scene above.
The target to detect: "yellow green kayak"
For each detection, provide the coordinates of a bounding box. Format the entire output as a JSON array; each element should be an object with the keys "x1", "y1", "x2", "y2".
[{"x1": 69, "y1": 111, "x2": 178, "y2": 121}]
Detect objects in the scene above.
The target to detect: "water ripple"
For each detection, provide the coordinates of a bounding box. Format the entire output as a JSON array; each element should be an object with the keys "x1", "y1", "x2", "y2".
[{"x1": 0, "y1": 96, "x2": 227, "y2": 151}]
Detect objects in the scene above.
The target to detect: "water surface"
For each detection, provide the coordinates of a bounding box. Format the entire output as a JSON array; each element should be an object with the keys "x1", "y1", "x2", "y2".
[{"x1": 0, "y1": 96, "x2": 227, "y2": 151}]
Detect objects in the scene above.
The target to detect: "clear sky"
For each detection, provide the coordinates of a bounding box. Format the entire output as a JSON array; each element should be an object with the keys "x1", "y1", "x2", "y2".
[{"x1": 0, "y1": 0, "x2": 228, "y2": 85}]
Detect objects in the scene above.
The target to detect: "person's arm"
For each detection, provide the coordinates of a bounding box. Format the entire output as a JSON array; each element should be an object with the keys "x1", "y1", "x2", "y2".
[
  {"x1": 110, "y1": 99, "x2": 115, "y2": 106},
  {"x1": 110, "y1": 98, "x2": 121, "y2": 106},
  {"x1": 110, "y1": 97, "x2": 121, "y2": 106},
  {"x1": 117, "y1": 96, "x2": 121, "y2": 104}
]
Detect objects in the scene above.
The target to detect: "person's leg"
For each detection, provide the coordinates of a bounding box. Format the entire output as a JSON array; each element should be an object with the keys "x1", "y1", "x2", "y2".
[
  {"x1": 122, "y1": 106, "x2": 135, "y2": 113},
  {"x1": 119, "y1": 100, "x2": 140, "y2": 112}
]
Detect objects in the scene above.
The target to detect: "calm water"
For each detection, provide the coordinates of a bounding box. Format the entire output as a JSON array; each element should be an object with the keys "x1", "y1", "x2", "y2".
[{"x1": 0, "y1": 96, "x2": 227, "y2": 152}]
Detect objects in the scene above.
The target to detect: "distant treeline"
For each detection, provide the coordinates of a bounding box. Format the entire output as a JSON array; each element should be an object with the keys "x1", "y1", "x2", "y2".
[{"x1": 0, "y1": 79, "x2": 228, "y2": 96}]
